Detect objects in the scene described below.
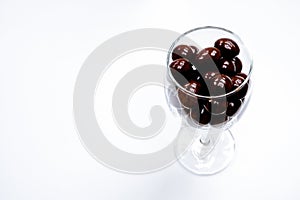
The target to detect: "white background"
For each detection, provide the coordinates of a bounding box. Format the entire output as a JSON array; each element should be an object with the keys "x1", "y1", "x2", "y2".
[{"x1": 1, "y1": 0, "x2": 300, "y2": 199}]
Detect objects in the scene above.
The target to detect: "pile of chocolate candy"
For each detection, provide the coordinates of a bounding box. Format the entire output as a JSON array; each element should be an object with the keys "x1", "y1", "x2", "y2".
[{"x1": 169, "y1": 38, "x2": 249, "y2": 125}]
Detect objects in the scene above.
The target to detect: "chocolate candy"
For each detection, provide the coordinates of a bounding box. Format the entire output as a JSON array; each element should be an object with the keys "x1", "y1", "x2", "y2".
[
  {"x1": 172, "y1": 45, "x2": 194, "y2": 61},
  {"x1": 190, "y1": 104, "x2": 211, "y2": 125},
  {"x1": 169, "y1": 37, "x2": 249, "y2": 126},
  {"x1": 169, "y1": 58, "x2": 195, "y2": 85},
  {"x1": 209, "y1": 74, "x2": 233, "y2": 96},
  {"x1": 197, "y1": 47, "x2": 221, "y2": 62},
  {"x1": 193, "y1": 47, "x2": 221, "y2": 73},
  {"x1": 218, "y1": 58, "x2": 236, "y2": 76},
  {"x1": 190, "y1": 45, "x2": 199, "y2": 54},
  {"x1": 218, "y1": 57, "x2": 242, "y2": 76},
  {"x1": 231, "y1": 75, "x2": 248, "y2": 99},
  {"x1": 184, "y1": 81, "x2": 203, "y2": 94},
  {"x1": 204, "y1": 98, "x2": 227, "y2": 115},
  {"x1": 188, "y1": 103, "x2": 228, "y2": 126},
  {"x1": 177, "y1": 81, "x2": 206, "y2": 108},
  {"x1": 203, "y1": 71, "x2": 219, "y2": 86},
  {"x1": 226, "y1": 99, "x2": 242, "y2": 116},
  {"x1": 214, "y1": 38, "x2": 240, "y2": 58},
  {"x1": 232, "y1": 57, "x2": 242, "y2": 73},
  {"x1": 204, "y1": 71, "x2": 219, "y2": 80},
  {"x1": 236, "y1": 72, "x2": 247, "y2": 79},
  {"x1": 232, "y1": 75, "x2": 244, "y2": 88}
]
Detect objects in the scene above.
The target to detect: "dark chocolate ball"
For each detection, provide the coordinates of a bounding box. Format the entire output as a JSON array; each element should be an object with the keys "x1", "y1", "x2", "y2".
[
  {"x1": 214, "y1": 38, "x2": 240, "y2": 58},
  {"x1": 189, "y1": 65, "x2": 204, "y2": 82},
  {"x1": 197, "y1": 47, "x2": 221, "y2": 62},
  {"x1": 193, "y1": 47, "x2": 221, "y2": 73},
  {"x1": 231, "y1": 75, "x2": 248, "y2": 99},
  {"x1": 202, "y1": 71, "x2": 219, "y2": 87},
  {"x1": 236, "y1": 73, "x2": 247, "y2": 79},
  {"x1": 204, "y1": 98, "x2": 228, "y2": 115},
  {"x1": 177, "y1": 81, "x2": 206, "y2": 108},
  {"x1": 226, "y1": 99, "x2": 242, "y2": 116},
  {"x1": 204, "y1": 71, "x2": 219, "y2": 81},
  {"x1": 218, "y1": 57, "x2": 243, "y2": 76},
  {"x1": 172, "y1": 45, "x2": 194, "y2": 61},
  {"x1": 218, "y1": 58, "x2": 236, "y2": 76},
  {"x1": 232, "y1": 75, "x2": 245, "y2": 88},
  {"x1": 232, "y1": 57, "x2": 242, "y2": 73},
  {"x1": 190, "y1": 104, "x2": 211, "y2": 125},
  {"x1": 190, "y1": 45, "x2": 199, "y2": 54},
  {"x1": 209, "y1": 74, "x2": 233, "y2": 96},
  {"x1": 184, "y1": 80, "x2": 203, "y2": 94},
  {"x1": 169, "y1": 58, "x2": 194, "y2": 85}
]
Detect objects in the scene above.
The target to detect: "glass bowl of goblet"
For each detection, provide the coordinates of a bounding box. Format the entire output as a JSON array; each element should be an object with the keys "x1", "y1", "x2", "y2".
[{"x1": 165, "y1": 26, "x2": 253, "y2": 175}]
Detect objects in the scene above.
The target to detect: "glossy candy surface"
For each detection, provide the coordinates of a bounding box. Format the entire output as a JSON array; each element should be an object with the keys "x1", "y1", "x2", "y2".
[
  {"x1": 209, "y1": 74, "x2": 233, "y2": 96},
  {"x1": 232, "y1": 57, "x2": 242, "y2": 73},
  {"x1": 178, "y1": 81, "x2": 205, "y2": 108},
  {"x1": 226, "y1": 99, "x2": 242, "y2": 116},
  {"x1": 214, "y1": 38, "x2": 240, "y2": 58},
  {"x1": 168, "y1": 37, "x2": 250, "y2": 125},
  {"x1": 190, "y1": 45, "x2": 199, "y2": 54},
  {"x1": 205, "y1": 98, "x2": 227, "y2": 115},
  {"x1": 169, "y1": 58, "x2": 196, "y2": 85},
  {"x1": 231, "y1": 75, "x2": 248, "y2": 99},
  {"x1": 218, "y1": 58, "x2": 236, "y2": 76},
  {"x1": 236, "y1": 73, "x2": 247, "y2": 79},
  {"x1": 194, "y1": 47, "x2": 221, "y2": 73},
  {"x1": 190, "y1": 105, "x2": 211, "y2": 125},
  {"x1": 218, "y1": 56, "x2": 242, "y2": 76},
  {"x1": 197, "y1": 47, "x2": 221, "y2": 62}
]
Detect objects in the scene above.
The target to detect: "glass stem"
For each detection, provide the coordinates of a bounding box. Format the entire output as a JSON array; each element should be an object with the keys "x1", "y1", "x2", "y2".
[
  {"x1": 200, "y1": 131, "x2": 210, "y2": 145},
  {"x1": 195, "y1": 128, "x2": 222, "y2": 159}
]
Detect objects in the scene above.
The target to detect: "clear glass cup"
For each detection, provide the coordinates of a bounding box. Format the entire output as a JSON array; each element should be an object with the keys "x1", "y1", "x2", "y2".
[{"x1": 165, "y1": 26, "x2": 253, "y2": 175}]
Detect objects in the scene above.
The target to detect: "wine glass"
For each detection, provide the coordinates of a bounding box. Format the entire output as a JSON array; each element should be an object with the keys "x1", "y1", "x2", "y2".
[{"x1": 165, "y1": 26, "x2": 253, "y2": 175}]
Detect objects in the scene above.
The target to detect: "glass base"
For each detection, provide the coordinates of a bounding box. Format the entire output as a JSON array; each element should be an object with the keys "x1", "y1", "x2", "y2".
[{"x1": 175, "y1": 130, "x2": 235, "y2": 175}]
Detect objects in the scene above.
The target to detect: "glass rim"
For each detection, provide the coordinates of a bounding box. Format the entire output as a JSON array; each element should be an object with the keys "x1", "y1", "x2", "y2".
[{"x1": 167, "y1": 26, "x2": 253, "y2": 99}]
